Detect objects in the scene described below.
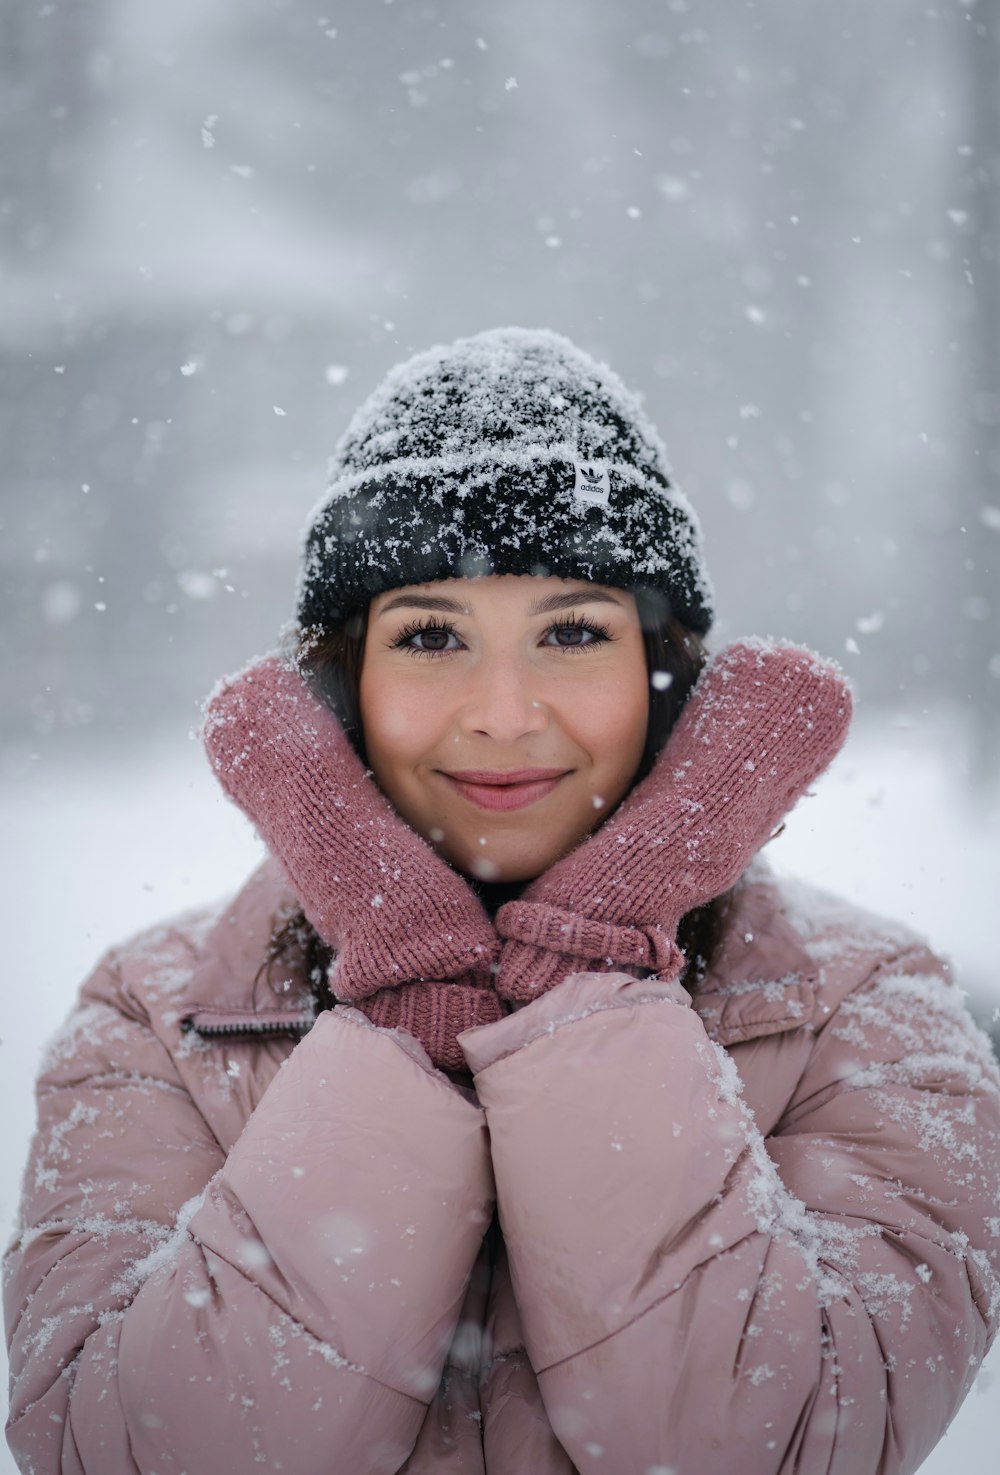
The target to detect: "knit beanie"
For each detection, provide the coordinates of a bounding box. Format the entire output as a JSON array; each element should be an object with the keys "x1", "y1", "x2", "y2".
[{"x1": 297, "y1": 327, "x2": 714, "y2": 635}]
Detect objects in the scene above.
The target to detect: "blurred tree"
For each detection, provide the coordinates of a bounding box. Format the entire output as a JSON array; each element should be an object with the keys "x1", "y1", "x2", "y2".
[
  {"x1": 0, "y1": 0, "x2": 104, "y2": 267},
  {"x1": 959, "y1": 0, "x2": 1000, "y2": 779}
]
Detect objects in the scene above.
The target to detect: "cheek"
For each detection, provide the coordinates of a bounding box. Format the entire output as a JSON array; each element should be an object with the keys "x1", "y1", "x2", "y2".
[
  {"x1": 359, "y1": 673, "x2": 442, "y2": 773},
  {"x1": 575, "y1": 670, "x2": 648, "y2": 770},
  {"x1": 369, "y1": 706, "x2": 413, "y2": 744}
]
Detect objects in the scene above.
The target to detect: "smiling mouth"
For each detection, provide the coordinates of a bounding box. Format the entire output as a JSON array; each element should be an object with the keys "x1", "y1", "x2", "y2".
[{"x1": 439, "y1": 768, "x2": 570, "y2": 812}]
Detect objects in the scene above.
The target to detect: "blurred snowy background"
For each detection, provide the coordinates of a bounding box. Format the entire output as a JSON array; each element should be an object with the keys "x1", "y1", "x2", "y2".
[{"x1": 1, "y1": 0, "x2": 998, "y2": 1468}]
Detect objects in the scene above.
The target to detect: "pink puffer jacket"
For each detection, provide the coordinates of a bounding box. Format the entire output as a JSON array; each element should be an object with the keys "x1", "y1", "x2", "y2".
[{"x1": 6, "y1": 856, "x2": 1000, "y2": 1475}]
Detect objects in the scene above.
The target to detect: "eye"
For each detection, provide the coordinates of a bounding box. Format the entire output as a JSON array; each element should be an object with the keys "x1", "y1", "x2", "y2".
[
  {"x1": 391, "y1": 619, "x2": 462, "y2": 656},
  {"x1": 541, "y1": 615, "x2": 612, "y2": 651}
]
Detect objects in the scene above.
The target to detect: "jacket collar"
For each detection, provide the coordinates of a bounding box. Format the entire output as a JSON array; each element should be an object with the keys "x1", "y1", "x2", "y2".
[
  {"x1": 181, "y1": 858, "x2": 317, "y2": 1036},
  {"x1": 692, "y1": 859, "x2": 817, "y2": 1047},
  {"x1": 179, "y1": 858, "x2": 816, "y2": 1048}
]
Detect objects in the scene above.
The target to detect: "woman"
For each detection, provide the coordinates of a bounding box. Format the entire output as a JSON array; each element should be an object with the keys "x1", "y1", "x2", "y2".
[{"x1": 5, "y1": 328, "x2": 999, "y2": 1475}]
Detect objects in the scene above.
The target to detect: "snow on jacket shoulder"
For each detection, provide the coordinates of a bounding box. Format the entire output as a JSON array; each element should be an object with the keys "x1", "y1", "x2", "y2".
[{"x1": 5, "y1": 857, "x2": 999, "y2": 1475}]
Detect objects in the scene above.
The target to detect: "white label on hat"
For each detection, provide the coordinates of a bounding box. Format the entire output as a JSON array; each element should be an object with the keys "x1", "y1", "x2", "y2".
[{"x1": 573, "y1": 461, "x2": 611, "y2": 508}]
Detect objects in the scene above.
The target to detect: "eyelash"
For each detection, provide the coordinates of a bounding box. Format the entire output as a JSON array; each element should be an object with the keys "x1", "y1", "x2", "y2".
[{"x1": 390, "y1": 613, "x2": 614, "y2": 659}]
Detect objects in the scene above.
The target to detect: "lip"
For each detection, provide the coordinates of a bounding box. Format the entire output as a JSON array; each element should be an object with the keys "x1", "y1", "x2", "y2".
[{"x1": 438, "y1": 767, "x2": 570, "y2": 812}]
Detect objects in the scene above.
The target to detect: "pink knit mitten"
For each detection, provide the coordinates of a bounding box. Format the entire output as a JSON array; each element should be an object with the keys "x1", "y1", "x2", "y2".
[
  {"x1": 202, "y1": 655, "x2": 502, "y2": 1070},
  {"x1": 495, "y1": 640, "x2": 852, "y2": 1001}
]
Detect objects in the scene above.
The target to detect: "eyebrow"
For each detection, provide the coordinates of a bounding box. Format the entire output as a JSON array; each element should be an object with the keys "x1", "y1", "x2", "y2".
[
  {"x1": 529, "y1": 589, "x2": 624, "y2": 615},
  {"x1": 374, "y1": 588, "x2": 626, "y2": 618},
  {"x1": 376, "y1": 593, "x2": 469, "y2": 617}
]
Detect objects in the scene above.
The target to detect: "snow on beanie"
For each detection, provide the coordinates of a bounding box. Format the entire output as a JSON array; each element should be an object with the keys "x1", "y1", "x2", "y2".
[{"x1": 296, "y1": 326, "x2": 714, "y2": 635}]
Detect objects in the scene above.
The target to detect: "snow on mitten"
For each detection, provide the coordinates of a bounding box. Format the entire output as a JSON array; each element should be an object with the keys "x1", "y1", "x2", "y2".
[
  {"x1": 202, "y1": 655, "x2": 502, "y2": 1070},
  {"x1": 494, "y1": 640, "x2": 852, "y2": 1002}
]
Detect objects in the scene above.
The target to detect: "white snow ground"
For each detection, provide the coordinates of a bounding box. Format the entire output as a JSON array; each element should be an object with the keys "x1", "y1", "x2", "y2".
[{"x1": 1, "y1": 712, "x2": 997, "y2": 1471}]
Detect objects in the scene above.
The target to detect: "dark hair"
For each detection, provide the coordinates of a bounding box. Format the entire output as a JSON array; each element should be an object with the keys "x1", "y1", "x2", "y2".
[{"x1": 274, "y1": 588, "x2": 730, "y2": 1001}]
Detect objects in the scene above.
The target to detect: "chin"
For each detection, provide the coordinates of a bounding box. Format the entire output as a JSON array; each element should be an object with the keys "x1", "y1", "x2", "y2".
[{"x1": 442, "y1": 836, "x2": 576, "y2": 886}]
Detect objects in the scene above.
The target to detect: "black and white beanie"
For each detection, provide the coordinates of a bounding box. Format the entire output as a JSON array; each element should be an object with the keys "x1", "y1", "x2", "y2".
[{"x1": 297, "y1": 327, "x2": 714, "y2": 635}]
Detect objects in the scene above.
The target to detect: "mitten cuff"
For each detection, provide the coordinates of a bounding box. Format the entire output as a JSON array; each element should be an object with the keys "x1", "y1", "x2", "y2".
[
  {"x1": 330, "y1": 935, "x2": 498, "y2": 1003},
  {"x1": 354, "y1": 981, "x2": 506, "y2": 1073},
  {"x1": 495, "y1": 900, "x2": 684, "y2": 1003}
]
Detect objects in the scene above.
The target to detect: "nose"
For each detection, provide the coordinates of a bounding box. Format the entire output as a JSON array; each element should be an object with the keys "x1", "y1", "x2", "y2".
[{"x1": 457, "y1": 654, "x2": 549, "y2": 743}]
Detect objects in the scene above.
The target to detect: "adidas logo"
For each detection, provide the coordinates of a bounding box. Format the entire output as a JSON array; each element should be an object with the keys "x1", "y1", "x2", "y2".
[{"x1": 573, "y1": 461, "x2": 612, "y2": 508}]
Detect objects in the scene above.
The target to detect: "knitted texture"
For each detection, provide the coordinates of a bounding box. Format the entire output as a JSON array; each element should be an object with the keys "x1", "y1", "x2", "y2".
[
  {"x1": 201, "y1": 656, "x2": 502, "y2": 1067},
  {"x1": 357, "y1": 982, "x2": 500, "y2": 1074},
  {"x1": 297, "y1": 327, "x2": 713, "y2": 635},
  {"x1": 494, "y1": 639, "x2": 853, "y2": 1001}
]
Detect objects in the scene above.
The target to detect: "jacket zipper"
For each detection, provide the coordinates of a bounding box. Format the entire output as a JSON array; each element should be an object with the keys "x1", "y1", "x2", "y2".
[{"x1": 182, "y1": 1017, "x2": 314, "y2": 1040}]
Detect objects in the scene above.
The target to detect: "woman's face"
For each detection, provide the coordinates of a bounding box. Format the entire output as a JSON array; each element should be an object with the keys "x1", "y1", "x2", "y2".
[{"x1": 359, "y1": 574, "x2": 649, "y2": 882}]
